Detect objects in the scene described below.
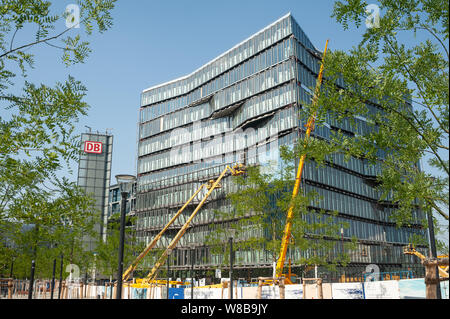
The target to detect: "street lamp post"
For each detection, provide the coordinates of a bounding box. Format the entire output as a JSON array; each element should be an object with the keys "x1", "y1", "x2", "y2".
[
  {"x1": 28, "y1": 260, "x2": 35, "y2": 300},
  {"x1": 9, "y1": 259, "x2": 14, "y2": 279},
  {"x1": 115, "y1": 174, "x2": 136, "y2": 300},
  {"x1": 58, "y1": 254, "x2": 63, "y2": 299},
  {"x1": 340, "y1": 227, "x2": 345, "y2": 281},
  {"x1": 189, "y1": 245, "x2": 195, "y2": 299},
  {"x1": 166, "y1": 249, "x2": 172, "y2": 299},
  {"x1": 92, "y1": 253, "x2": 97, "y2": 284},
  {"x1": 228, "y1": 228, "x2": 236, "y2": 300},
  {"x1": 50, "y1": 258, "x2": 56, "y2": 299}
]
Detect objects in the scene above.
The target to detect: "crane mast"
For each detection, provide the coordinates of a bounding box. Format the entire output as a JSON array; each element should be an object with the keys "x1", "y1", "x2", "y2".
[
  {"x1": 403, "y1": 244, "x2": 449, "y2": 278},
  {"x1": 275, "y1": 40, "x2": 329, "y2": 281},
  {"x1": 122, "y1": 183, "x2": 208, "y2": 282},
  {"x1": 143, "y1": 164, "x2": 246, "y2": 284}
]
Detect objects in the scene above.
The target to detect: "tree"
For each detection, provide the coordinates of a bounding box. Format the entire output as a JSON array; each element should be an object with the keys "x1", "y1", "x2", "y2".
[
  {"x1": 3, "y1": 181, "x2": 98, "y2": 279},
  {"x1": 0, "y1": 0, "x2": 117, "y2": 278},
  {"x1": 95, "y1": 215, "x2": 145, "y2": 281},
  {"x1": 435, "y1": 222, "x2": 449, "y2": 255},
  {"x1": 206, "y1": 147, "x2": 357, "y2": 277},
  {"x1": 306, "y1": 0, "x2": 448, "y2": 233}
]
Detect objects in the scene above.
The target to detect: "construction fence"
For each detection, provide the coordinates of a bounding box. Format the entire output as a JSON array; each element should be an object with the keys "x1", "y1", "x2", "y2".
[{"x1": 1, "y1": 277, "x2": 448, "y2": 299}]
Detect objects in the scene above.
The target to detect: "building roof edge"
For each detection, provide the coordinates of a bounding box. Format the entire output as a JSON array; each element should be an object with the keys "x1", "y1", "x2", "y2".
[{"x1": 142, "y1": 12, "x2": 293, "y2": 94}]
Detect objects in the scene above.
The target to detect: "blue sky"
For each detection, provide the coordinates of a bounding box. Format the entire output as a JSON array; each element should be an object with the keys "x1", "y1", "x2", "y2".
[
  {"x1": 2, "y1": 1, "x2": 448, "y2": 242},
  {"x1": 15, "y1": 0, "x2": 369, "y2": 181}
]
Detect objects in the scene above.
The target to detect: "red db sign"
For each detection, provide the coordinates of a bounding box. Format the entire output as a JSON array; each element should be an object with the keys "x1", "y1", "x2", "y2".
[{"x1": 84, "y1": 141, "x2": 103, "y2": 154}]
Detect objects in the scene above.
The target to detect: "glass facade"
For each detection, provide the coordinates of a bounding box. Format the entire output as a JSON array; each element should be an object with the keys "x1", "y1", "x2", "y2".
[
  {"x1": 136, "y1": 14, "x2": 428, "y2": 277},
  {"x1": 107, "y1": 183, "x2": 137, "y2": 219},
  {"x1": 77, "y1": 132, "x2": 113, "y2": 249}
]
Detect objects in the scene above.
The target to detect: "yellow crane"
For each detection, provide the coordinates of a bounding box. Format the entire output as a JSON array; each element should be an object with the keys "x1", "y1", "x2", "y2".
[
  {"x1": 403, "y1": 244, "x2": 449, "y2": 278},
  {"x1": 139, "y1": 164, "x2": 246, "y2": 284},
  {"x1": 275, "y1": 39, "x2": 329, "y2": 284},
  {"x1": 122, "y1": 164, "x2": 245, "y2": 283},
  {"x1": 125, "y1": 43, "x2": 330, "y2": 286},
  {"x1": 122, "y1": 182, "x2": 209, "y2": 282}
]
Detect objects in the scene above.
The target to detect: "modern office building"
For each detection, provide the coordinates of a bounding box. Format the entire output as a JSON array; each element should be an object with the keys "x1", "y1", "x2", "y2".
[
  {"x1": 106, "y1": 183, "x2": 137, "y2": 249},
  {"x1": 77, "y1": 131, "x2": 114, "y2": 250},
  {"x1": 107, "y1": 182, "x2": 137, "y2": 220},
  {"x1": 136, "y1": 13, "x2": 428, "y2": 281}
]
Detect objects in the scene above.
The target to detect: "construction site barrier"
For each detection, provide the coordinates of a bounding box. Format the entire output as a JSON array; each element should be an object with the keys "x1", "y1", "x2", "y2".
[{"x1": 1, "y1": 277, "x2": 448, "y2": 299}]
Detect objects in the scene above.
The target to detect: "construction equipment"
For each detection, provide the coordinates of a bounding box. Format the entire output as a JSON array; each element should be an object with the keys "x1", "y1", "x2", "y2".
[
  {"x1": 142, "y1": 164, "x2": 246, "y2": 284},
  {"x1": 122, "y1": 164, "x2": 245, "y2": 283},
  {"x1": 122, "y1": 182, "x2": 209, "y2": 282},
  {"x1": 439, "y1": 255, "x2": 450, "y2": 274},
  {"x1": 274, "y1": 39, "x2": 329, "y2": 284},
  {"x1": 129, "y1": 278, "x2": 190, "y2": 288},
  {"x1": 403, "y1": 244, "x2": 449, "y2": 278}
]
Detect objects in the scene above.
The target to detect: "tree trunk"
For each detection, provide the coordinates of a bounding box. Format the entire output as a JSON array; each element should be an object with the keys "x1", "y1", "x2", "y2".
[
  {"x1": 425, "y1": 264, "x2": 437, "y2": 299},
  {"x1": 257, "y1": 279, "x2": 262, "y2": 299},
  {"x1": 424, "y1": 258, "x2": 448, "y2": 299},
  {"x1": 317, "y1": 278, "x2": 323, "y2": 299},
  {"x1": 279, "y1": 278, "x2": 285, "y2": 299}
]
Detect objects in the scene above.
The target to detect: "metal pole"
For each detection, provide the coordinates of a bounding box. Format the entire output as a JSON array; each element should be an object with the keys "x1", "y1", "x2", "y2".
[
  {"x1": 166, "y1": 251, "x2": 170, "y2": 299},
  {"x1": 50, "y1": 258, "x2": 56, "y2": 299},
  {"x1": 58, "y1": 254, "x2": 63, "y2": 299},
  {"x1": 93, "y1": 253, "x2": 97, "y2": 285},
  {"x1": 191, "y1": 248, "x2": 194, "y2": 299},
  {"x1": 28, "y1": 260, "x2": 35, "y2": 300},
  {"x1": 116, "y1": 191, "x2": 128, "y2": 299},
  {"x1": 229, "y1": 237, "x2": 233, "y2": 300},
  {"x1": 84, "y1": 271, "x2": 88, "y2": 299},
  {"x1": 275, "y1": 40, "x2": 329, "y2": 279},
  {"x1": 122, "y1": 184, "x2": 206, "y2": 282},
  {"x1": 341, "y1": 227, "x2": 345, "y2": 281},
  {"x1": 144, "y1": 165, "x2": 245, "y2": 283},
  {"x1": 427, "y1": 209, "x2": 442, "y2": 299}
]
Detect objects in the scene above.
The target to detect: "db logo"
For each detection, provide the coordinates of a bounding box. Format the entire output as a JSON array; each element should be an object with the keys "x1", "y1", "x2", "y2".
[{"x1": 84, "y1": 141, "x2": 103, "y2": 154}]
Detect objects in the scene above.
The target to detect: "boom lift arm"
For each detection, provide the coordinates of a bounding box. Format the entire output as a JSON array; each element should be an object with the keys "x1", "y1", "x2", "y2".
[
  {"x1": 403, "y1": 244, "x2": 449, "y2": 278},
  {"x1": 122, "y1": 183, "x2": 208, "y2": 282},
  {"x1": 275, "y1": 40, "x2": 329, "y2": 282},
  {"x1": 143, "y1": 164, "x2": 246, "y2": 284}
]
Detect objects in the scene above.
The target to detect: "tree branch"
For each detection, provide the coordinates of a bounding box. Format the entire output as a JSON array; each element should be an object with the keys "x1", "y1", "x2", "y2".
[
  {"x1": 419, "y1": 24, "x2": 450, "y2": 60},
  {"x1": 384, "y1": 36, "x2": 449, "y2": 135},
  {"x1": 9, "y1": 28, "x2": 19, "y2": 52},
  {"x1": 425, "y1": 197, "x2": 449, "y2": 220},
  {"x1": 348, "y1": 46, "x2": 450, "y2": 175},
  {"x1": 44, "y1": 41, "x2": 69, "y2": 51},
  {"x1": 0, "y1": 184, "x2": 12, "y2": 213},
  {"x1": 0, "y1": 20, "x2": 81, "y2": 59}
]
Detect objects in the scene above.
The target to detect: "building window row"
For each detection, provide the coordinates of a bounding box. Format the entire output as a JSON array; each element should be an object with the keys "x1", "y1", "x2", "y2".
[
  {"x1": 300, "y1": 212, "x2": 425, "y2": 244},
  {"x1": 139, "y1": 82, "x2": 297, "y2": 158},
  {"x1": 136, "y1": 176, "x2": 235, "y2": 211},
  {"x1": 141, "y1": 16, "x2": 294, "y2": 107},
  {"x1": 211, "y1": 59, "x2": 295, "y2": 113},
  {"x1": 135, "y1": 224, "x2": 424, "y2": 268},
  {"x1": 140, "y1": 36, "x2": 299, "y2": 123},
  {"x1": 138, "y1": 105, "x2": 298, "y2": 175},
  {"x1": 302, "y1": 161, "x2": 379, "y2": 200},
  {"x1": 137, "y1": 131, "x2": 298, "y2": 192},
  {"x1": 139, "y1": 58, "x2": 296, "y2": 141}
]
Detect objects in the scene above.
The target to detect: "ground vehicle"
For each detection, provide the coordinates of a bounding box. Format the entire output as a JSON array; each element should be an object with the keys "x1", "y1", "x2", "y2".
[
  {"x1": 121, "y1": 164, "x2": 246, "y2": 283},
  {"x1": 403, "y1": 244, "x2": 449, "y2": 278},
  {"x1": 275, "y1": 40, "x2": 329, "y2": 284},
  {"x1": 143, "y1": 164, "x2": 246, "y2": 283}
]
